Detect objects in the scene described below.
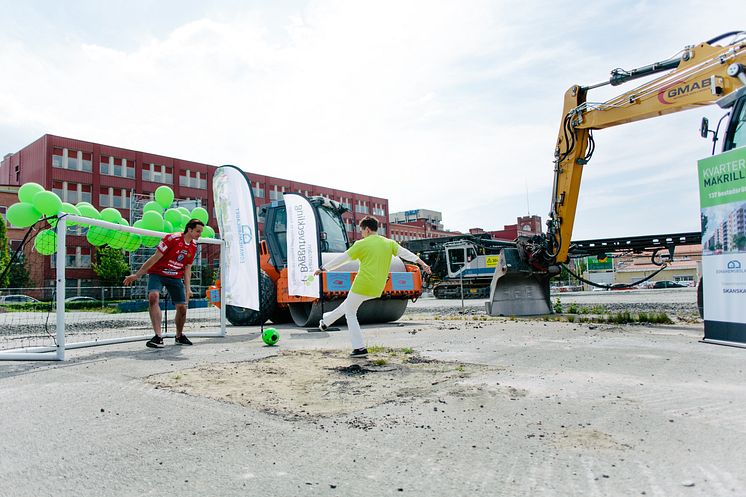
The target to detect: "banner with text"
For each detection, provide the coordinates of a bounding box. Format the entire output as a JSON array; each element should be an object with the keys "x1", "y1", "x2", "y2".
[
  {"x1": 698, "y1": 146, "x2": 746, "y2": 345},
  {"x1": 213, "y1": 165, "x2": 260, "y2": 311},
  {"x1": 284, "y1": 193, "x2": 321, "y2": 298}
]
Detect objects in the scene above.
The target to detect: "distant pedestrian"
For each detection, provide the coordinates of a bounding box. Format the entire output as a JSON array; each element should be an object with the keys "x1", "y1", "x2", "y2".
[
  {"x1": 123, "y1": 219, "x2": 204, "y2": 348},
  {"x1": 315, "y1": 216, "x2": 430, "y2": 357}
]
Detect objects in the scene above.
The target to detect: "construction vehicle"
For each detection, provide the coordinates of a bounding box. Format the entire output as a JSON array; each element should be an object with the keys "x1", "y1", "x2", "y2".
[
  {"x1": 225, "y1": 196, "x2": 423, "y2": 327},
  {"x1": 403, "y1": 235, "x2": 512, "y2": 299},
  {"x1": 488, "y1": 31, "x2": 746, "y2": 316}
]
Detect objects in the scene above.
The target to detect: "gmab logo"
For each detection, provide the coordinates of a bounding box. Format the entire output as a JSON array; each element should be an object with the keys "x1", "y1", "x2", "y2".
[{"x1": 727, "y1": 260, "x2": 742, "y2": 270}]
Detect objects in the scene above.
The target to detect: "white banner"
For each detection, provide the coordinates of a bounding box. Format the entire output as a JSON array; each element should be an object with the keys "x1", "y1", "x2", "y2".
[
  {"x1": 213, "y1": 165, "x2": 260, "y2": 311},
  {"x1": 284, "y1": 193, "x2": 320, "y2": 298}
]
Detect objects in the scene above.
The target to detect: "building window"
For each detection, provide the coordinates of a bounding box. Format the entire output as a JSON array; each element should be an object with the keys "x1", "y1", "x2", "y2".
[
  {"x1": 143, "y1": 164, "x2": 173, "y2": 184},
  {"x1": 53, "y1": 181, "x2": 92, "y2": 204},
  {"x1": 355, "y1": 203, "x2": 369, "y2": 214},
  {"x1": 253, "y1": 182, "x2": 264, "y2": 198},
  {"x1": 178, "y1": 170, "x2": 207, "y2": 190},
  {"x1": 269, "y1": 190, "x2": 281, "y2": 201},
  {"x1": 52, "y1": 148, "x2": 92, "y2": 172},
  {"x1": 51, "y1": 247, "x2": 92, "y2": 268},
  {"x1": 100, "y1": 156, "x2": 135, "y2": 179}
]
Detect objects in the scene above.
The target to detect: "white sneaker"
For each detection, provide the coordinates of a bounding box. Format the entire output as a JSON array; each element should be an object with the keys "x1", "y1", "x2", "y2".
[{"x1": 318, "y1": 319, "x2": 329, "y2": 332}]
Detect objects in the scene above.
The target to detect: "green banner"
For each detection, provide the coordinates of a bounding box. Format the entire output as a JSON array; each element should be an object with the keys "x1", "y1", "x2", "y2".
[
  {"x1": 698, "y1": 146, "x2": 746, "y2": 208},
  {"x1": 587, "y1": 256, "x2": 612, "y2": 270}
]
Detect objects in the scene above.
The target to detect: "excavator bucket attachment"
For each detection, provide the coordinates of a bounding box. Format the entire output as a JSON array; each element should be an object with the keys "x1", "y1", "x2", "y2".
[{"x1": 486, "y1": 247, "x2": 552, "y2": 316}]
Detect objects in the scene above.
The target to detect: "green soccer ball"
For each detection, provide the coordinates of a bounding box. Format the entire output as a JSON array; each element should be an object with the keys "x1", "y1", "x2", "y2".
[{"x1": 262, "y1": 328, "x2": 279, "y2": 346}]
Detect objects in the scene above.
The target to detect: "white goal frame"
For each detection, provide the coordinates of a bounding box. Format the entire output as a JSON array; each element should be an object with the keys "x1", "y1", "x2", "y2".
[{"x1": 0, "y1": 215, "x2": 227, "y2": 361}]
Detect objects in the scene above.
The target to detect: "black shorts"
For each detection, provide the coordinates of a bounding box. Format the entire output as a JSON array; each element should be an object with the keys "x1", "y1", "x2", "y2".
[{"x1": 147, "y1": 274, "x2": 186, "y2": 305}]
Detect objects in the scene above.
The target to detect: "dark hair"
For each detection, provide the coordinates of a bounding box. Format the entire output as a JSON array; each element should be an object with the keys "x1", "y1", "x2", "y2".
[
  {"x1": 359, "y1": 216, "x2": 378, "y2": 232},
  {"x1": 183, "y1": 219, "x2": 205, "y2": 234}
]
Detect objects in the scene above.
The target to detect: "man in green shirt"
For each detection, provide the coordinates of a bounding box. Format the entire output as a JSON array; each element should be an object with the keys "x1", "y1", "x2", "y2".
[{"x1": 314, "y1": 216, "x2": 430, "y2": 357}]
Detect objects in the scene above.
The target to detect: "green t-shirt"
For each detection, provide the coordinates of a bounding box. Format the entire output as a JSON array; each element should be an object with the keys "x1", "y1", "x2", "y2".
[{"x1": 347, "y1": 235, "x2": 400, "y2": 297}]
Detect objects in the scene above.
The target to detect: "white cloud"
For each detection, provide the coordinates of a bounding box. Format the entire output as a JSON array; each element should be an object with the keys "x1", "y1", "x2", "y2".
[{"x1": 0, "y1": 0, "x2": 744, "y2": 242}]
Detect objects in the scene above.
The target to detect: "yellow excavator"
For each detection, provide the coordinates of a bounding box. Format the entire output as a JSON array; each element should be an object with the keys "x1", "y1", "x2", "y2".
[{"x1": 487, "y1": 31, "x2": 746, "y2": 315}]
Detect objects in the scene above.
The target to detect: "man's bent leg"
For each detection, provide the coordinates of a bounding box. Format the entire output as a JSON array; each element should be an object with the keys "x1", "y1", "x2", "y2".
[
  {"x1": 148, "y1": 291, "x2": 162, "y2": 336},
  {"x1": 343, "y1": 292, "x2": 373, "y2": 350}
]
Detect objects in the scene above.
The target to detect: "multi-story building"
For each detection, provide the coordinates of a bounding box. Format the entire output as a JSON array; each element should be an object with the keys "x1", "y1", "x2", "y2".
[
  {"x1": 0, "y1": 134, "x2": 389, "y2": 288},
  {"x1": 388, "y1": 209, "x2": 460, "y2": 242}
]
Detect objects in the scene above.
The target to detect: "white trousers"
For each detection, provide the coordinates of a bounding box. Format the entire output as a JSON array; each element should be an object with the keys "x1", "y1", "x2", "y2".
[{"x1": 322, "y1": 291, "x2": 374, "y2": 350}]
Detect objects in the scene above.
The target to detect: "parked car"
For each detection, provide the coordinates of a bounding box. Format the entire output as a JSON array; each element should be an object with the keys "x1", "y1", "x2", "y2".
[
  {"x1": 653, "y1": 280, "x2": 685, "y2": 289},
  {"x1": 64, "y1": 296, "x2": 100, "y2": 303},
  {"x1": 610, "y1": 283, "x2": 631, "y2": 290},
  {"x1": 0, "y1": 294, "x2": 40, "y2": 304}
]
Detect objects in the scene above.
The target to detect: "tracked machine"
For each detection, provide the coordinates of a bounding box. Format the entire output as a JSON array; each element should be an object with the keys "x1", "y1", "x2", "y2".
[
  {"x1": 403, "y1": 235, "x2": 512, "y2": 299},
  {"x1": 225, "y1": 196, "x2": 423, "y2": 327},
  {"x1": 487, "y1": 31, "x2": 746, "y2": 316}
]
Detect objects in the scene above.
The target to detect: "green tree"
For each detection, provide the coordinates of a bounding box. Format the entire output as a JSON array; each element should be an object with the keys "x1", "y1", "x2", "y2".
[
  {"x1": 733, "y1": 233, "x2": 746, "y2": 251},
  {"x1": 93, "y1": 246, "x2": 130, "y2": 286},
  {"x1": 0, "y1": 218, "x2": 10, "y2": 287},
  {"x1": 701, "y1": 212, "x2": 708, "y2": 235},
  {"x1": 7, "y1": 252, "x2": 31, "y2": 289}
]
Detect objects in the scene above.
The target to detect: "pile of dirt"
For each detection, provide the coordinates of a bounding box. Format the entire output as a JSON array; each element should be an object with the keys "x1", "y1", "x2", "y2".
[{"x1": 147, "y1": 349, "x2": 497, "y2": 418}]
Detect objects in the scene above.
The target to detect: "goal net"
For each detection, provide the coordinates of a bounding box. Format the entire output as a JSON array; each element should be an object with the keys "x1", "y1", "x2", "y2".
[{"x1": 0, "y1": 215, "x2": 225, "y2": 361}]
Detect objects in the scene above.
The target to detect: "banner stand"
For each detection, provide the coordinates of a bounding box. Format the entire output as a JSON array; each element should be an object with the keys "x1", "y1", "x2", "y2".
[{"x1": 697, "y1": 146, "x2": 746, "y2": 348}]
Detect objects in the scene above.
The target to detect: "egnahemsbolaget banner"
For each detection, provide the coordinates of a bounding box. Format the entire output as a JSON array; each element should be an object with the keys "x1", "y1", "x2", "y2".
[
  {"x1": 284, "y1": 193, "x2": 320, "y2": 298},
  {"x1": 698, "y1": 146, "x2": 746, "y2": 345},
  {"x1": 213, "y1": 165, "x2": 260, "y2": 311}
]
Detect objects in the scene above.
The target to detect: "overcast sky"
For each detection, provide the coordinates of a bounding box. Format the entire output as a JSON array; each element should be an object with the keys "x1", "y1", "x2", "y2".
[{"x1": 1, "y1": 0, "x2": 743, "y2": 238}]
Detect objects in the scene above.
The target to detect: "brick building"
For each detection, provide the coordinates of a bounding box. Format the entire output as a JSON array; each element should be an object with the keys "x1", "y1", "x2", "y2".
[
  {"x1": 0, "y1": 134, "x2": 389, "y2": 288},
  {"x1": 470, "y1": 215, "x2": 543, "y2": 241}
]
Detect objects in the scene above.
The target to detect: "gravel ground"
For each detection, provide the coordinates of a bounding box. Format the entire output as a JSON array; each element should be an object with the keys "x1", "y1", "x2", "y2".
[{"x1": 1, "y1": 289, "x2": 744, "y2": 497}]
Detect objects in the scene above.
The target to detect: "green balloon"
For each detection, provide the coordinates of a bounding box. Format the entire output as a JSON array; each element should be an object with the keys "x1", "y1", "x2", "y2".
[
  {"x1": 163, "y1": 220, "x2": 174, "y2": 233},
  {"x1": 100, "y1": 207, "x2": 122, "y2": 224},
  {"x1": 60, "y1": 202, "x2": 80, "y2": 225},
  {"x1": 122, "y1": 233, "x2": 142, "y2": 252},
  {"x1": 86, "y1": 226, "x2": 111, "y2": 246},
  {"x1": 34, "y1": 229, "x2": 57, "y2": 255},
  {"x1": 32, "y1": 190, "x2": 63, "y2": 216},
  {"x1": 141, "y1": 235, "x2": 161, "y2": 248},
  {"x1": 48, "y1": 202, "x2": 81, "y2": 228},
  {"x1": 119, "y1": 218, "x2": 130, "y2": 227},
  {"x1": 6, "y1": 202, "x2": 42, "y2": 228},
  {"x1": 18, "y1": 183, "x2": 45, "y2": 204},
  {"x1": 190, "y1": 207, "x2": 209, "y2": 224},
  {"x1": 164, "y1": 208, "x2": 182, "y2": 225},
  {"x1": 180, "y1": 213, "x2": 191, "y2": 227},
  {"x1": 76, "y1": 203, "x2": 100, "y2": 221},
  {"x1": 177, "y1": 207, "x2": 190, "y2": 217},
  {"x1": 155, "y1": 186, "x2": 174, "y2": 209},
  {"x1": 106, "y1": 229, "x2": 128, "y2": 249},
  {"x1": 202, "y1": 225, "x2": 215, "y2": 238},
  {"x1": 143, "y1": 201, "x2": 163, "y2": 215},
  {"x1": 141, "y1": 210, "x2": 164, "y2": 231}
]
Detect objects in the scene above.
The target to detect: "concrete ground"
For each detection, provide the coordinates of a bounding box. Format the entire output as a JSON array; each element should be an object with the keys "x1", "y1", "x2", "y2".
[{"x1": 1, "y1": 291, "x2": 744, "y2": 497}]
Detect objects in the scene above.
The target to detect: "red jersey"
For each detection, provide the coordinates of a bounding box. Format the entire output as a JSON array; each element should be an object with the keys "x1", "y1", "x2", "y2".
[{"x1": 148, "y1": 233, "x2": 197, "y2": 278}]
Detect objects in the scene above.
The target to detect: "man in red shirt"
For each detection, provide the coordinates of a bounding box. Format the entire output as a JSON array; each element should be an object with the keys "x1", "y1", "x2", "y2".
[{"x1": 124, "y1": 219, "x2": 204, "y2": 348}]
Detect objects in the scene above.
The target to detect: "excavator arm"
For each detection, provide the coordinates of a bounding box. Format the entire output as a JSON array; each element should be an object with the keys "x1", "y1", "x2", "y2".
[
  {"x1": 487, "y1": 32, "x2": 746, "y2": 316},
  {"x1": 547, "y1": 31, "x2": 746, "y2": 264}
]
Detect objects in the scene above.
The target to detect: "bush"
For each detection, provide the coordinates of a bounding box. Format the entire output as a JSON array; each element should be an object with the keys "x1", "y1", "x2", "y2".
[{"x1": 553, "y1": 297, "x2": 562, "y2": 314}]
